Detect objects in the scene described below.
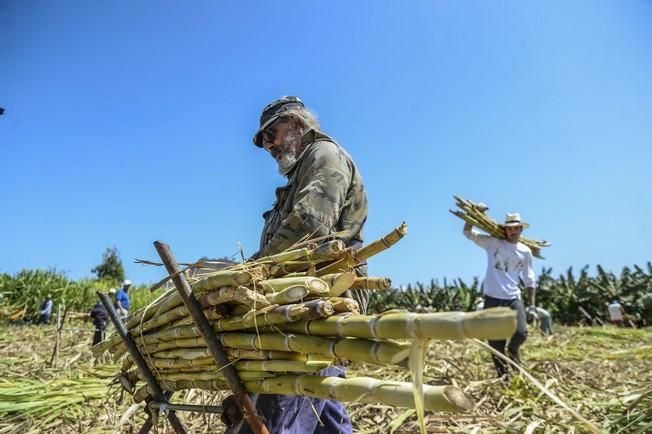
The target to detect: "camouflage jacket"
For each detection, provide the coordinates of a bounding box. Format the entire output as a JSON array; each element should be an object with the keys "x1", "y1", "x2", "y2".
[{"x1": 258, "y1": 130, "x2": 368, "y2": 257}]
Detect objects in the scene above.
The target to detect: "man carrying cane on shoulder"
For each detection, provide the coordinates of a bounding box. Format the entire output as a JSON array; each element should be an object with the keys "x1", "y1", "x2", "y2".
[{"x1": 462, "y1": 206, "x2": 536, "y2": 379}]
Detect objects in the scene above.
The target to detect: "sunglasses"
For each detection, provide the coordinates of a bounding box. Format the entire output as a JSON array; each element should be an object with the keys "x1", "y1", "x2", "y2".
[
  {"x1": 261, "y1": 118, "x2": 291, "y2": 145},
  {"x1": 261, "y1": 127, "x2": 277, "y2": 145}
]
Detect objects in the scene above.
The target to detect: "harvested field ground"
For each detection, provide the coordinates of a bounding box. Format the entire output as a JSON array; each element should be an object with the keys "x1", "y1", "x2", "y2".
[{"x1": 0, "y1": 323, "x2": 649, "y2": 433}]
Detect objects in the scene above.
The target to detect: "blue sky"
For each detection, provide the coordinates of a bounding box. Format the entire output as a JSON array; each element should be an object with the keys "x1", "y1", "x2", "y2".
[{"x1": 2, "y1": 1, "x2": 651, "y2": 287}]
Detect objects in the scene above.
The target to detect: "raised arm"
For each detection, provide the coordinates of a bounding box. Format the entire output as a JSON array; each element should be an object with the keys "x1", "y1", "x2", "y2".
[{"x1": 462, "y1": 203, "x2": 492, "y2": 249}]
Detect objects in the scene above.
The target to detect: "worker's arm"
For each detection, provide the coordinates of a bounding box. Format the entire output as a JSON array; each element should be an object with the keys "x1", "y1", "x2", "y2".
[
  {"x1": 526, "y1": 286, "x2": 536, "y2": 307},
  {"x1": 524, "y1": 251, "x2": 537, "y2": 307},
  {"x1": 463, "y1": 224, "x2": 492, "y2": 249},
  {"x1": 462, "y1": 203, "x2": 491, "y2": 248}
]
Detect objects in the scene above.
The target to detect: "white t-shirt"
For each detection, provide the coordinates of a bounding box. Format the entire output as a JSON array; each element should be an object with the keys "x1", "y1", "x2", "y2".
[
  {"x1": 465, "y1": 229, "x2": 536, "y2": 300},
  {"x1": 608, "y1": 303, "x2": 623, "y2": 321}
]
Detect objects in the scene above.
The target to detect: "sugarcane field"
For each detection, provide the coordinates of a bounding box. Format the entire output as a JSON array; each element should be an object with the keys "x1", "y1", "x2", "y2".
[
  {"x1": 1, "y1": 210, "x2": 651, "y2": 433},
  {"x1": 4, "y1": 3, "x2": 652, "y2": 433}
]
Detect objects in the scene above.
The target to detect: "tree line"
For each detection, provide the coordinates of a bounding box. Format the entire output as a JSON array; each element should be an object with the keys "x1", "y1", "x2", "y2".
[{"x1": 368, "y1": 262, "x2": 652, "y2": 327}]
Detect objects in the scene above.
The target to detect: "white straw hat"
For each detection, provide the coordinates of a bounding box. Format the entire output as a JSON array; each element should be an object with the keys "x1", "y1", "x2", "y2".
[{"x1": 503, "y1": 212, "x2": 529, "y2": 228}]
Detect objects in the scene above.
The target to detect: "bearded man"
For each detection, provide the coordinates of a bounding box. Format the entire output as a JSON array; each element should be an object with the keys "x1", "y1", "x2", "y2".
[
  {"x1": 236, "y1": 96, "x2": 368, "y2": 434},
  {"x1": 463, "y1": 211, "x2": 536, "y2": 379}
]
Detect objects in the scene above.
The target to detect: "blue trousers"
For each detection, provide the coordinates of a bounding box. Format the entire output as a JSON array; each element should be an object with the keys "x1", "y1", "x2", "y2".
[{"x1": 238, "y1": 366, "x2": 352, "y2": 434}]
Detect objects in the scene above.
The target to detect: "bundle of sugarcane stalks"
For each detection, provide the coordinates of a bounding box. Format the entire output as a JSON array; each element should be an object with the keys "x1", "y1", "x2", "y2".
[
  {"x1": 450, "y1": 195, "x2": 551, "y2": 258},
  {"x1": 93, "y1": 223, "x2": 518, "y2": 432}
]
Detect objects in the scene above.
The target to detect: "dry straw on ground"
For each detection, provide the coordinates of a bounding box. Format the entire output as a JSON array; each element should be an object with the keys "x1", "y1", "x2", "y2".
[{"x1": 0, "y1": 323, "x2": 650, "y2": 433}]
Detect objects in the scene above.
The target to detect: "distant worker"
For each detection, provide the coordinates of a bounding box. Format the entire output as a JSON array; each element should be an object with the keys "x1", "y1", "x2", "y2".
[
  {"x1": 608, "y1": 300, "x2": 626, "y2": 326},
  {"x1": 527, "y1": 306, "x2": 553, "y2": 336},
  {"x1": 90, "y1": 300, "x2": 108, "y2": 346},
  {"x1": 115, "y1": 280, "x2": 132, "y2": 319},
  {"x1": 36, "y1": 294, "x2": 53, "y2": 325},
  {"x1": 463, "y1": 210, "x2": 536, "y2": 378},
  {"x1": 474, "y1": 296, "x2": 485, "y2": 311}
]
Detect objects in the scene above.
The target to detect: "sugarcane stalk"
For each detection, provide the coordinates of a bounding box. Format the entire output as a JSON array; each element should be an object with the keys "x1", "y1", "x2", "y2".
[
  {"x1": 166, "y1": 370, "x2": 275, "y2": 382},
  {"x1": 121, "y1": 355, "x2": 134, "y2": 373},
  {"x1": 130, "y1": 369, "x2": 276, "y2": 384},
  {"x1": 257, "y1": 276, "x2": 329, "y2": 295},
  {"x1": 326, "y1": 297, "x2": 360, "y2": 314},
  {"x1": 255, "y1": 246, "x2": 312, "y2": 265},
  {"x1": 198, "y1": 286, "x2": 270, "y2": 309},
  {"x1": 230, "y1": 305, "x2": 251, "y2": 316},
  {"x1": 268, "y1": 264, "x2": 307, "y2": 277},
  {"x1": 133, "y1": 375, "x2": 473, "y2": 413},
  {"x1": 275, "y1": 308, "x2": 517, "y2": 341},
  {"x1": 319, "y1": 272, "x2": 356, "y2": 297},
  {"x1": 132, "y1": 301, "x2": 226, "y2": 337},
  {"x1": 190, "y1": 270, "x2": 253, "y2": 294},
  {"x1": 314, "y1": 248, "x2": 359, "y2": 276},
  {"x1": 152, "y1": 359, "x2": 332, "y2": 375},
  {"x1": 234, "y1": 360, "x2": 332, "y2": 373},
  {"x1": 253, "y1": 240, "x2": 347, "y2": 267},
  {"x1": 307, "y1": 240, "x2": 346, "y2": 262},
  {"x1": 356, "y1": 222, "x2": 408, "y2": 261},
  {"x1": 263, "y1": 279, "x2": 329, "y2": 305},
  {"x1": 350, "y1": 276, "x2": 392, "y2": 290},
  {"x1": 214, "y1": 333, "x2": 411, "y2": 366},
  {"x1": 246, "y1": 375, "x2": 473, "y2": 412},
  {"x1": 142, "y1": 350, "x2": 312, "y2": 370}
]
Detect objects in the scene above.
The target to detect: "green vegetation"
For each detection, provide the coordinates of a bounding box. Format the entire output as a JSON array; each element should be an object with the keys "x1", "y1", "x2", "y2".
[
  {"x1": 91, "y1": 246, "x2": 125, "y2": 285},
  {"x1": 369, "y1": 262, "x2": 652, "y2": 327},
  {"x1": 0, "y1": 269, "x2": 160, "y2": 320}
]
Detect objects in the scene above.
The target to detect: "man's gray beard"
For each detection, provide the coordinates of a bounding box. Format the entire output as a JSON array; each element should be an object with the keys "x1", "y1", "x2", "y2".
[
  {"x1": 276, "y1": 130, "x2": 302, "y2": 176},
  {"x1": 277, "y1": 151, "x2": 298, "y2": 175}
]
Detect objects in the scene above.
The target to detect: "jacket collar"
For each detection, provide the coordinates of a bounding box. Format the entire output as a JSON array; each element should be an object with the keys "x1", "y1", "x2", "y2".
[{"x1": 284, "y1": 129, "x2": 335, "y2": 178}]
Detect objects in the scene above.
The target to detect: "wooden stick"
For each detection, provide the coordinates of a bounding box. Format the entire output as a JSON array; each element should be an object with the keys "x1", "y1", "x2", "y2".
[{"x1": 49, "y1": 304, "x2": 68, "y2": 368}]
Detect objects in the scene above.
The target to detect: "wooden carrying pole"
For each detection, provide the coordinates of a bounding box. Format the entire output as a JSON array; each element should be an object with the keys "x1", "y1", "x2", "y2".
[{"x1": 154, "y1": 241, "x2": 269, "y2": 434}]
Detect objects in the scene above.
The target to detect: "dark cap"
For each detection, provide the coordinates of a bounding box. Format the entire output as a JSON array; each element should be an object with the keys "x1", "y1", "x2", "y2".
[{"x1": 253, "y1": 96, "x2": 304, "y2": 147}]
